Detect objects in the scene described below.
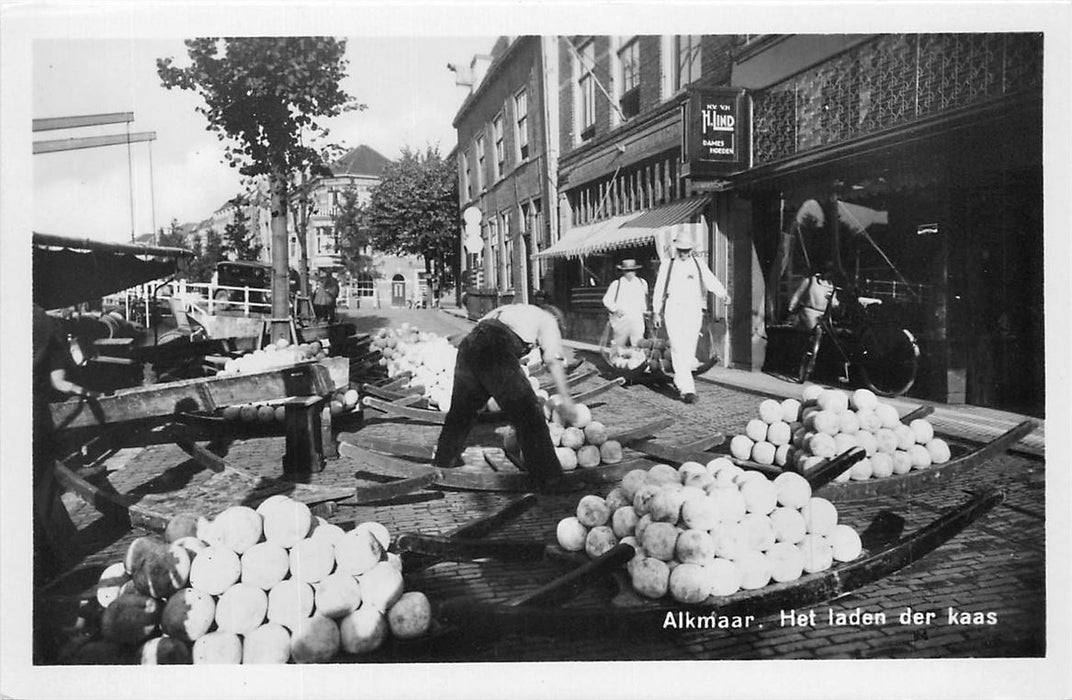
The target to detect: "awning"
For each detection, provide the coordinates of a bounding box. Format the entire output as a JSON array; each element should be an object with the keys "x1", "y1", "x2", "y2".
[
  {"x1": 32, "y1": 232, "x2": 193, "y2": 310},
  {"x1": 534, "y1": 196, "x2": 712, "y2": 260},
  {"x1": 532, "y1": 214, "x2": 635, "y2": 260}
]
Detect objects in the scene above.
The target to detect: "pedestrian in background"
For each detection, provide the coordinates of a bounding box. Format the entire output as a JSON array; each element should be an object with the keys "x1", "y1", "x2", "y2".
[
  {"x1": 652, "y1": 230, "x2": 731, "y2": 404},
  {"x1": 602, "y1": 258, "x2": 648, "y2": 348},
  {"x1": 432, "y1": 303, "x2": 577, "y2": 492},
  {"x1": 312, "y1": 270, "x2": 340, "y2": 323},
  {"x1": 788, "y1": 261, "x2": 839, "y2": 331}
]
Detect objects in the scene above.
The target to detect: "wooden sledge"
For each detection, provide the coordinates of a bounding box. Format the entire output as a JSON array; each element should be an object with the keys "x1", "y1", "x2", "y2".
[
  {"x1": 340, "y1": 417, "x2": 673, "y2": 495},
  {"x1": 403, "y1": 488, "x2": 1002, "y2": 641}
]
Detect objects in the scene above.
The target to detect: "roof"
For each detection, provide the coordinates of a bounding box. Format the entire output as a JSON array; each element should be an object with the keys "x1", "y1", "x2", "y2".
[{"x1": 331, "y1": 145, "x2": 392, "y2": 177}]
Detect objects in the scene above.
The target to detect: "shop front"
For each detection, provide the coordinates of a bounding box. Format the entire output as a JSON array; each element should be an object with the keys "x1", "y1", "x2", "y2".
[{"x1": 735, "y1": 96, "x2": 1043, "y2": 414}]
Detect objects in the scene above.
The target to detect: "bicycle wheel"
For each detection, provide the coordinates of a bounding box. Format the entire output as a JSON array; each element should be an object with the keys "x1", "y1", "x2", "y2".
[
  {"x1": 797, "y1": 327, "x2": 823, "y2": 384},
  {"x1": 857, "y1": 326, "x2": 920, "y2": 397}
]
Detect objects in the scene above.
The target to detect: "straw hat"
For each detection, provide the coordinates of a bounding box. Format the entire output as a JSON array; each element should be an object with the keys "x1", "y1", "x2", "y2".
[
  {"x1": 672, "y1": 229, "x2": 695, "y2": 251},
  {"x1": 616, "y1": 259, "x2": 642, "y2": 271}
]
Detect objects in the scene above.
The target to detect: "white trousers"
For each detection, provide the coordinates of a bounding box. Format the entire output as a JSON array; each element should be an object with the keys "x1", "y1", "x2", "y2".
[
  {"x1": 609, "y1": 313, "x2": 645, "y2": 347},
  {"x1": 664, "y1": 304, "x2": 703, "y2": 395}
]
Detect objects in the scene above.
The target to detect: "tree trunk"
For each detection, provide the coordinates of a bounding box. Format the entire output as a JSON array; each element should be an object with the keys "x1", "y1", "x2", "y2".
[
  {"x1": 270, "y1": 172, "x2": 290, "y2": 342},
  {"x1": 296, "y1": 172, "x2": 312, "y2": 299}
]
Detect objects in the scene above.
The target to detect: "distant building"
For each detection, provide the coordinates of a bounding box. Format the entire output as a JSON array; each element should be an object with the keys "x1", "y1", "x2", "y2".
[{"x1": 291, "y1": 144, "x2": 428, "y2": 308}]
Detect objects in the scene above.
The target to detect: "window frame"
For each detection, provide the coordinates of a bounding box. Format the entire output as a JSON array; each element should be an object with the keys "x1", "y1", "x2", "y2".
[
  {"x1": 501, "y1": 211, "x2": 514, "y2": 291},
  {"x1": 514, "y1": 87, "x2": 529, "y2": 162},
  {"x1": 460, "y1": 149, "x2": 471, "y2": 201},
  {"x1": 675, "y1": 35, "x2": 702, "y2": 91},
  {"x1": 474, "y1": 134, "x2": 486, "y2": 193},
  {"x1": 576, "y1": 39, "x2": 596, "y2": 142},
  {"x1": 492, "y1": 112, "x2": 505, "y2": 181},
  {"x1": 617, "y1": 36, "x2": 641, "y2": 121}
]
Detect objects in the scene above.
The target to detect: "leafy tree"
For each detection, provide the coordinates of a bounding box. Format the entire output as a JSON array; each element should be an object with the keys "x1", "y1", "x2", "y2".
[
  {"x1": 224, "y1": 196, "x2": 262, "y2": 262},
  {"x1": 157, "y1": 37, "x2": 361, "y2": 337},
  {"x1": 364, "y1": 146, "x2": 458, "y2": 299},
  {"x1": 156, "y1": 218, "x2": 190, "y2": 251},
  {"x1": 334, "y1": 186, "x2": 373, "y2": 279},
  {"x1": 185, "y1": 229, "x2": 226, "y2": 283}
]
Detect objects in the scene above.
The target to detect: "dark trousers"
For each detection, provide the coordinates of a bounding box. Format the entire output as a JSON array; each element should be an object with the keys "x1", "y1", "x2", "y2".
[
  {"x1": 313, "y1": 303, "x2": 336, "y2": 323},
  {"x1": 433, "y1": 321, "x2": 562, "y2": 487}
]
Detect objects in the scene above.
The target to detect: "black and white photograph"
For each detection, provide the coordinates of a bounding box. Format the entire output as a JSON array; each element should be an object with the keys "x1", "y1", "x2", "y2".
[{"x1": 1, "y1": 2, "x2": 1069, "y2": 699}]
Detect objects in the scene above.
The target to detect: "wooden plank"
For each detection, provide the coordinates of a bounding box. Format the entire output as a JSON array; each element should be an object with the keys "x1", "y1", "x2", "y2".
[
  {"x1": 572, "y1": 377, "x2": 627, "y2": 403},
  {"x1": 509, "y1": 543, "x2": 635, "y2": 607},
  {"x1": 342, "y1": 434, "x2": 435, "y2": 461},
  {"x1": 51, "y1": 362, "x2": 336, "y2": 429},
  {"x1": 448, "y1": 493, "x2": 538, "y2": 538},
  {"x1": 353, "y1": 472, "x2": 439, "y2": 505},
  {"x1": 395, "y1": 534, "x2": 547, "y2": 562},
  {"x1": 165, "y1": 424, "x2": 227, "y2": 473}
]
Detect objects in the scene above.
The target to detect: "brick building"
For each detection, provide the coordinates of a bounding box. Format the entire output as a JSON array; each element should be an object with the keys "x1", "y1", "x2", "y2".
[{"x1": 453, "y1": 36, "x2": 558, "y2": 316}]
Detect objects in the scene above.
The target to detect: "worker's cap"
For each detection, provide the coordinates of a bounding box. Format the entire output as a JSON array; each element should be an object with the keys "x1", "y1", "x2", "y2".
[{"x1": 616, "y1": 259, "x2": 642, "y2": 271}]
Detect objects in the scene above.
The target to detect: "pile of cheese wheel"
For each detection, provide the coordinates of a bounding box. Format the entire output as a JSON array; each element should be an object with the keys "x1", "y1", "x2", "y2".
[
  {"x1": 218, "y1": 387, "x2": 360, "y2": 425},
  {"x1": 726, "y1": 384, "x2": 952, "y2": 482},
  {"x1": 61, "y1": 495, "x2": 432, "y2": 664},
  {"x1": 371, "y1": 324, "x2": 458, "y2": 412},
  {"x1": 555, "y1": 459, "x2": 863, "y2": 604},
  {"x1": 498, "y1": 393, "x2": 624, "y2": 470},
  {"x1": 218, "y1": 339, "x2": 328, "y2": 376}
]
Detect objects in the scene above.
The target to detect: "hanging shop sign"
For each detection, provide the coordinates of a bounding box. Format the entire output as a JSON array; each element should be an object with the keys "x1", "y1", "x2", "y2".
[{"x1": 682, "y1": 87, "x2": 752, "y2": 178}]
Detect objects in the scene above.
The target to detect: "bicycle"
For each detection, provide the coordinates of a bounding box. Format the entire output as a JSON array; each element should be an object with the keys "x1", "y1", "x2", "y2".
[{"x1": 794, "y1": 285, "x2": 920, "y2": 397}]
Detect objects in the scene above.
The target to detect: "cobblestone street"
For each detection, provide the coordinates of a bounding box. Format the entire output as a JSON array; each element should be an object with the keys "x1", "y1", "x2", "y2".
[{"x1": 38, "y1": 306, "x2": 1049, "y2": 664}]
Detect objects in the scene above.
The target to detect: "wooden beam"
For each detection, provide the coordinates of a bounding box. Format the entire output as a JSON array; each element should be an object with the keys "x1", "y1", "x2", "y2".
[
  {"x1": 50, "y1": 362, "x2": 338, "y2": 430},
  {"x1": 34, "y1": 131, "x2": 156, "y2": 155},
  {"x1": 32, "y1": 112, "x2": 135, "y2": 132}
]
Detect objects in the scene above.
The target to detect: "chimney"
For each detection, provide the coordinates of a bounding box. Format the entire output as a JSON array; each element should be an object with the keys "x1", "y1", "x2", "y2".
[{"x1": 469, "y1": 54, "x2": 492, "y2": 93}]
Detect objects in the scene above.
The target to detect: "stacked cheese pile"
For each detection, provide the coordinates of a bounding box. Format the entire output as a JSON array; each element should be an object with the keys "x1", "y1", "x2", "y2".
[
  {"x1": 499, "y1": 394, "x2": 624, "y2": 470},
  {"x1": 556, "y1": 460, "x2": 863, "y2": 604},
  {"x1": 219, "y1": 339, "x2": 327, "y2": 376},
  {"x1": 63, "y1": 496, "x2": 432, "y2": 664},
  {"x1": 726, "y1": 385, "x2": 951, "y2": 482},
  {"x1": 369, "y1": 325, "x2": 458, "y2": 411}
]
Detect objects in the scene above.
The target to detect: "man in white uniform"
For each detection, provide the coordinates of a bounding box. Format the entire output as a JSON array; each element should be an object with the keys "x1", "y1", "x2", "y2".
[
  {"x1": 652, "y1": 229, "x2": 731, "y2": 403},
  {"x1": 601, "y1": 258, "x2": 648, "y2": 348}
]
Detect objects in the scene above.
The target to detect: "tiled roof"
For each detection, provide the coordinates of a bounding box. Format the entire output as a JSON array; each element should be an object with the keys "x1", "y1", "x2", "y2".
[{"x1": 331, "y1": 145, "x2": 392, "y2": 177}]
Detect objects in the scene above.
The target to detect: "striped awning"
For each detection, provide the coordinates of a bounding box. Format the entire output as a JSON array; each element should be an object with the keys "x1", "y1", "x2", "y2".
[
  {"x1": 532, "y1": 214, "x2": 636, "y2": 259},
  {"x1": 533, "y1": 196, "x2": 712, "y2": 260},
  {"x1": 619, "y1": 195, "x2": 711, "y2": 230}
]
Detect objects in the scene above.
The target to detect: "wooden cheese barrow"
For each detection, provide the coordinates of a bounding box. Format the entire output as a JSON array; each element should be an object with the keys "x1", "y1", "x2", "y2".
[{"x1": 391, "y1": 487, "x2": 1003, "y2": 645}]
